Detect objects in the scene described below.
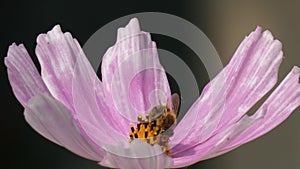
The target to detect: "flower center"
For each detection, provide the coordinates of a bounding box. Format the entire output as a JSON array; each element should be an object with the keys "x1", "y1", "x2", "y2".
[{"x1": 128, "y1": 105, "x2": 176, "y2": 156}]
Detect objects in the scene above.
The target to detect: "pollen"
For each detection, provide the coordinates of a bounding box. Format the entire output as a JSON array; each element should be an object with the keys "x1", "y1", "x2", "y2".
[{"x1": 128, "y1": 106, "x2": 176, "y2": 156}]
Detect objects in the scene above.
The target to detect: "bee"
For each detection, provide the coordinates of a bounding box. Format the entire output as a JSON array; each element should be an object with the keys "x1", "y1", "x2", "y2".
[
  {"x1": 128, "y1": 93, "x2": 181, "y2": 156},
  {"x1": 149, "y1": 93, "x2": 180, "y2": 134}
]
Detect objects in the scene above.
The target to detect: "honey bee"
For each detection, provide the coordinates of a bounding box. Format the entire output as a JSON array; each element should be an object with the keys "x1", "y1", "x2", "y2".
[
  {"x1": 149, "y1": 93, "x2": 180, "y2": 135},
  {"x1": 128, "y1": 93, "x2": 181, "y2": 155}
]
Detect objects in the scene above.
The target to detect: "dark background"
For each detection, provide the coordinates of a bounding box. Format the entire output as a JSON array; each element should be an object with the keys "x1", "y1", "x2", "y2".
[{"x1": 1, "y1": 1, "x2": 300, "y2": 169}]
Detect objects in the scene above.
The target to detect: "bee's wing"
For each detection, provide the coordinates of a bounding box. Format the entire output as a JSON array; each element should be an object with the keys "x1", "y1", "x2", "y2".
[
  {"x1": 171, "y1": 93, "x2": 180, "y2": 117},
  {"x1": 150, "y1": 105, "x2": 166, "y2": 119}
]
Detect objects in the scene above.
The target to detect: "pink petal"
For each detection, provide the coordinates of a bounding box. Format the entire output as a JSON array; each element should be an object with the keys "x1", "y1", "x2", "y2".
[
  {"x1": 101, "y1": 18, "x2": 171, "y2": 132},
  {"x1": 171, "y1": 110, "x2": 265, "y2": 168},
  {"x1": 5, "y1": 43, "x2": 50, "y2": 107},
  {"x1": 99, "y1": 140, "x2": 172, "y2": 169},
  {"x1": 36, "y1": 25, "x2": 124, "y2": 141},
  {"x1": 35, "y1": 25, "x2": 82, "y2": 111},
  {"x1": 24, "y1": 94, "x2": 104, "y2": 161},
  {"x1": 214, "y1": 66, "x2": 300, "y2": 155},
  {"x1": 72, "y1": 51, "x2": 127, "y2": 147},
  {"x1": 217, "y1": 29, "x2": 283, "y2": 129},
  {"x1": 171, "y1": 27, "x2": 283, "y2": 153}
]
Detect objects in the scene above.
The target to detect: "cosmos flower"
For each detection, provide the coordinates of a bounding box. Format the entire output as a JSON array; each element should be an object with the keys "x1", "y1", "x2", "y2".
[{"x1": 5, "y1": 18, "x2": 300, "y2": 169}]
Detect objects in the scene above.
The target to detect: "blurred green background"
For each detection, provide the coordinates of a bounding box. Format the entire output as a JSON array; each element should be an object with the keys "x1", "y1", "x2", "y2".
[{"x1": 1, "y1": 0, "x2": 300, "y2": 169}]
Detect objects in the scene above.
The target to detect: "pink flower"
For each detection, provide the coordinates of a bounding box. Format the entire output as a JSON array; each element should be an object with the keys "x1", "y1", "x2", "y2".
[{"x1": 5, "y1": 18, "x2": 300, "y2": 169}]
